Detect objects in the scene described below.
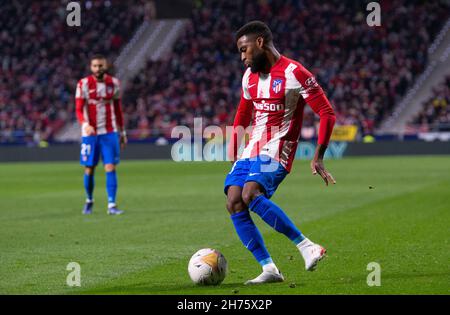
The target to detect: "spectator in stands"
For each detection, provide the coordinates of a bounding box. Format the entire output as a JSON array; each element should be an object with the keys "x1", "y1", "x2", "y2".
[
  {"x1": 121, "y1": 0, "x2": 449, "y2": 140},
  {"x1": 407, "y1": 76, "x2": 450, "y2": 132},
  {"x1": 1, "y1": 0, "x2": 449, "y2": 143}
]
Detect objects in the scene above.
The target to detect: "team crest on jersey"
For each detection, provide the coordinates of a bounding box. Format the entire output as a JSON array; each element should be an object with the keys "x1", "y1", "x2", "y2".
[
  {"x1": 272, "y1": 79, "x2": 283, "y2": 94},
  {"x1": 107, "y1": 86, "x2": 114, "y2": 95}
]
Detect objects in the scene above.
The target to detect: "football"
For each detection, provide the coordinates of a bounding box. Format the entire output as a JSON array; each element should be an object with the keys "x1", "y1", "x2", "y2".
[{"x1": 188, "y1": 248, "x2": 227, "y2": 285}]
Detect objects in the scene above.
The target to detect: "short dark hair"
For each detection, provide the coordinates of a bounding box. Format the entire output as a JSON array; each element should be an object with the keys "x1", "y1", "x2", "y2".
[
  {"x1": 235, "y1": 21, "x2": 273, "y2": 44},
  {"x1": 90, "y1": 54, "x2": 107, "y2": 62}
]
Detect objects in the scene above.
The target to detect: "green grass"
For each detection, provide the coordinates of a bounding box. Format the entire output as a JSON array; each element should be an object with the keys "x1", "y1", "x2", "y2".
[{"x1": 0, "y1": 156, "x2": 449, "y2": 294}]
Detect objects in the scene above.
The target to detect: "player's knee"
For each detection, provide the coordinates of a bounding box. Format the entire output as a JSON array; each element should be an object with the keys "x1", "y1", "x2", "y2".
[
  {"x1": 104, "y1": 164, "x2": 115, "y2": 172},
  {"x1": 241, "y1": 189, "x2": 262, "y2": 206},
  {"x1": 226, "y1": 196, "x2": 247, "y2": 214},
  {"x1": 85, "y1": 167, "x2": 95, "y2": 175}
]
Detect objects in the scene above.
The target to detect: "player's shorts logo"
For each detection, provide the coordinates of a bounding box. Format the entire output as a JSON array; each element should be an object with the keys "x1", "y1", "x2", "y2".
[{"x1": 272, "y1": 79, "x2": 283, "y2": 94}]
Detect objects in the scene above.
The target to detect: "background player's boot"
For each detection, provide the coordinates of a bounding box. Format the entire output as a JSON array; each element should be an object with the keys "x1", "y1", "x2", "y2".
[
  {"x1": 297, "y1": 238, "x2": 327, "y2": 271},
  {"x1": 107, "y1": 204, "x2": 124, "y2": 215},
  {"x1": 82, "y1": 201, "x2": 93, "y2": 214}
]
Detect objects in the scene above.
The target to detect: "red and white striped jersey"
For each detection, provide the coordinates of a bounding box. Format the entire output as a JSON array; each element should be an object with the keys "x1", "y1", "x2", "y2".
[
  {"x1": 229, "y1": 55, "x2": 336, "y2": 172},
  {"x1": 75, "y1": 74, "x2": 124, "y2": 136}
]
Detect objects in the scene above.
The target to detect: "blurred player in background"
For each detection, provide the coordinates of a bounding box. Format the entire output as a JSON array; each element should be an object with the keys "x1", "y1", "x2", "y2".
[
  {"x1": 226, "y1": 21, "x2": 336, "y2": 284},
  {"x1": 75, "y1": 55, "x2": 127, "y2": 215}
]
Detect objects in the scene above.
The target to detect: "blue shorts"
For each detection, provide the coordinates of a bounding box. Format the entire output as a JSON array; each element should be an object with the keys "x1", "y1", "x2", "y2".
[
  {"x1": 224, "y1": 155, "x2": 288, "y2": 199},
  {"x1": 80, "y1": 132, "x2": 120, "y2": 167}
]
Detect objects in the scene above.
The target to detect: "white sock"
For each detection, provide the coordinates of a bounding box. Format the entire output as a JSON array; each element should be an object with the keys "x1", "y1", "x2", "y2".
[
  {"x1": 108, "y1": 203, "x2": 116, "y2": 209},
  {"x1": 86, "y1": 198, "x2": 93, "y2": 203},
  {"x1": 262, "y1": 262, "x2": 280, "y2": 274}
]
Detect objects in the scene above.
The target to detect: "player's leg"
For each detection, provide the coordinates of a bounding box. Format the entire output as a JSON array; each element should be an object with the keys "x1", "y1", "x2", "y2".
[
  {"x1": 227, "y1": 186, "x2": 271, "y2": 266},
  {"x1": 225, "y1": 160, "x2": 283, "y2": 284},
  {"x1": 83, "y1": 166, "x2": 95, "y2": 213},
  {"x1": 242, "y1": 156, "x2": 326, "y2": 271},
  {"x1": 242, "y1": 181, "x2": 305, "y2": 244},
  {"x1": 100, "y1": 132, "x2": 123, "y2": 215},
  {"x1": 104, "y1": 163, "x2": 118, "y2": 210},
  {"x1": 80, "y1": 135, "x2": 99, "y2": 214}
]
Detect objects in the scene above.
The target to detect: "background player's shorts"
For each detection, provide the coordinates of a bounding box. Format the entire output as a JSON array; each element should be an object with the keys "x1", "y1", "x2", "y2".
[
  {"x1": 224, "y1": 155, "x2": 288, "y2": 199},
  {"x1": 80, "y1": 132, "x2": 120, "y2": 167}
]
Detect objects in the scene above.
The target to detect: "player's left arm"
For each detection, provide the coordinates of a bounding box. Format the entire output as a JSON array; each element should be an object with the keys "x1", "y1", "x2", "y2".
[
  {"x1": 113, "y1": 78, "x2": 127, "y2": 149},
  {"x1": 295, "y1": 66, "x2": 336, "y2": 185}
]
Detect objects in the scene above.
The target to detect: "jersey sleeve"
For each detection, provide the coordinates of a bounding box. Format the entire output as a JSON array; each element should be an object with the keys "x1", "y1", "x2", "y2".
[
  {"x1": 293, "y1": 65, "x2": 336, "y2": 146},
  {"x1": 228, "y1": 69, "x2": 253, "y2": 160},
  {"x1": 112, "y1": 78, "x2": 124, "y2": 130},
  {"x1": 75, "y1": 79, "x2": 87, "y2": 125},
  {"x1": 241, "y1": 68, "x2": 252, "y2": 100},
  {"x1": 228, "y1": 92, "x2": 253, "y2": 161}
]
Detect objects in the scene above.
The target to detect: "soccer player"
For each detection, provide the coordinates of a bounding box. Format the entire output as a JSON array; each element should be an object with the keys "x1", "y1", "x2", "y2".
[
  {"x1": 225, "y1": 21, "x2": 336, "y2": 284},
  {"x1": 75, "y1": 55, "x2": 127, "y2": 215}
]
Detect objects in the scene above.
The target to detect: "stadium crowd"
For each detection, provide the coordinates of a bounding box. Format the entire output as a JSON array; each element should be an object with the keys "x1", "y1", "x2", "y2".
[
  {"x1": 407, "y1": 76, "x2": 450, "y2": 133},
  {"x1": 0, "y1": 0, "x2": 449, "y2": 143},
  {"x1": 123, "y1": 0, "x2": 449, "y2": 140},
  {"x1": 0, "y1": 0, "x2": 147, "y2": 144}
]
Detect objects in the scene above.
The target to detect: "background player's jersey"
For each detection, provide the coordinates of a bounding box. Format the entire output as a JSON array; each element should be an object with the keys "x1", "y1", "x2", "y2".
[
  {"x1": 75, "y1": 74, "x2": 124, "y2": 137},
  {"x1": 230, "y1": 55, "x2": 336, "y2": 172}
]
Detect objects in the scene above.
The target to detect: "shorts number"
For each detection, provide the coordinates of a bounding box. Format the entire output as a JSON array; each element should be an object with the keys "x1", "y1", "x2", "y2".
[{"x1": 81, "y1": 144, "x2": 91, "y2": 156}]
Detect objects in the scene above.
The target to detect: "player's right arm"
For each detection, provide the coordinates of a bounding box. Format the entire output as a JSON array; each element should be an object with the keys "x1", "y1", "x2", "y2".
[
  {"x1": 228, "y1": 93, "x2": 253, "y2": 162},
  {"x1": 75, "y1": 79, "x2": 95, "y2": 136}
]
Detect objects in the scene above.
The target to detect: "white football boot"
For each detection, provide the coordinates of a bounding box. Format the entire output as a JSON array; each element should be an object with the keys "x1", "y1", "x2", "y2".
[
  {"x1": 244, "y1": 264, "x2": 285, "y2": 285},
  {"x1": 297, "y1": 238, "x2": 327, "y2": 271}
]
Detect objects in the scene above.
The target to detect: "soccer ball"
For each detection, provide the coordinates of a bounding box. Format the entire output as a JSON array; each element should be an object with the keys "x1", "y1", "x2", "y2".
[{"x1": 188, "y1": 248, "x2": 227, "y2": 285}]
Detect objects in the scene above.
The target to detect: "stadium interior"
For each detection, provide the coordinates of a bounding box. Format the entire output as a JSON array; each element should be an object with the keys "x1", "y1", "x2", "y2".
[
  {"x1": 1, "y1": 0, "x2": 449, "y2": 145},
  {"x1": 0, "y1": 0, "x2": 449, "y2": 298}
]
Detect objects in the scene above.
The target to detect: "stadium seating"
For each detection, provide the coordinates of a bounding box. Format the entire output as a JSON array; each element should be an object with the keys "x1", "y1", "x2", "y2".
[
  {"x1": 122, "y1": 0, "x2": 449, "y2": 140},
  {"x1": 0, "y1": 0, "x2": 145, "y2": 144},
  {"x1": 1, "y1": 0, "x2": 449, "y2": 143},
  {"x1": 407, "y1": 76, "x2": 450, "y2": 133}
]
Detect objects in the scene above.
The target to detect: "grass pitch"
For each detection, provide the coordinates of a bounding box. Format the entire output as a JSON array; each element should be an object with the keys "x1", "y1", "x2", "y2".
[{"x1": 0, "y1": 156, "x2": 449, "y2": 294}]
